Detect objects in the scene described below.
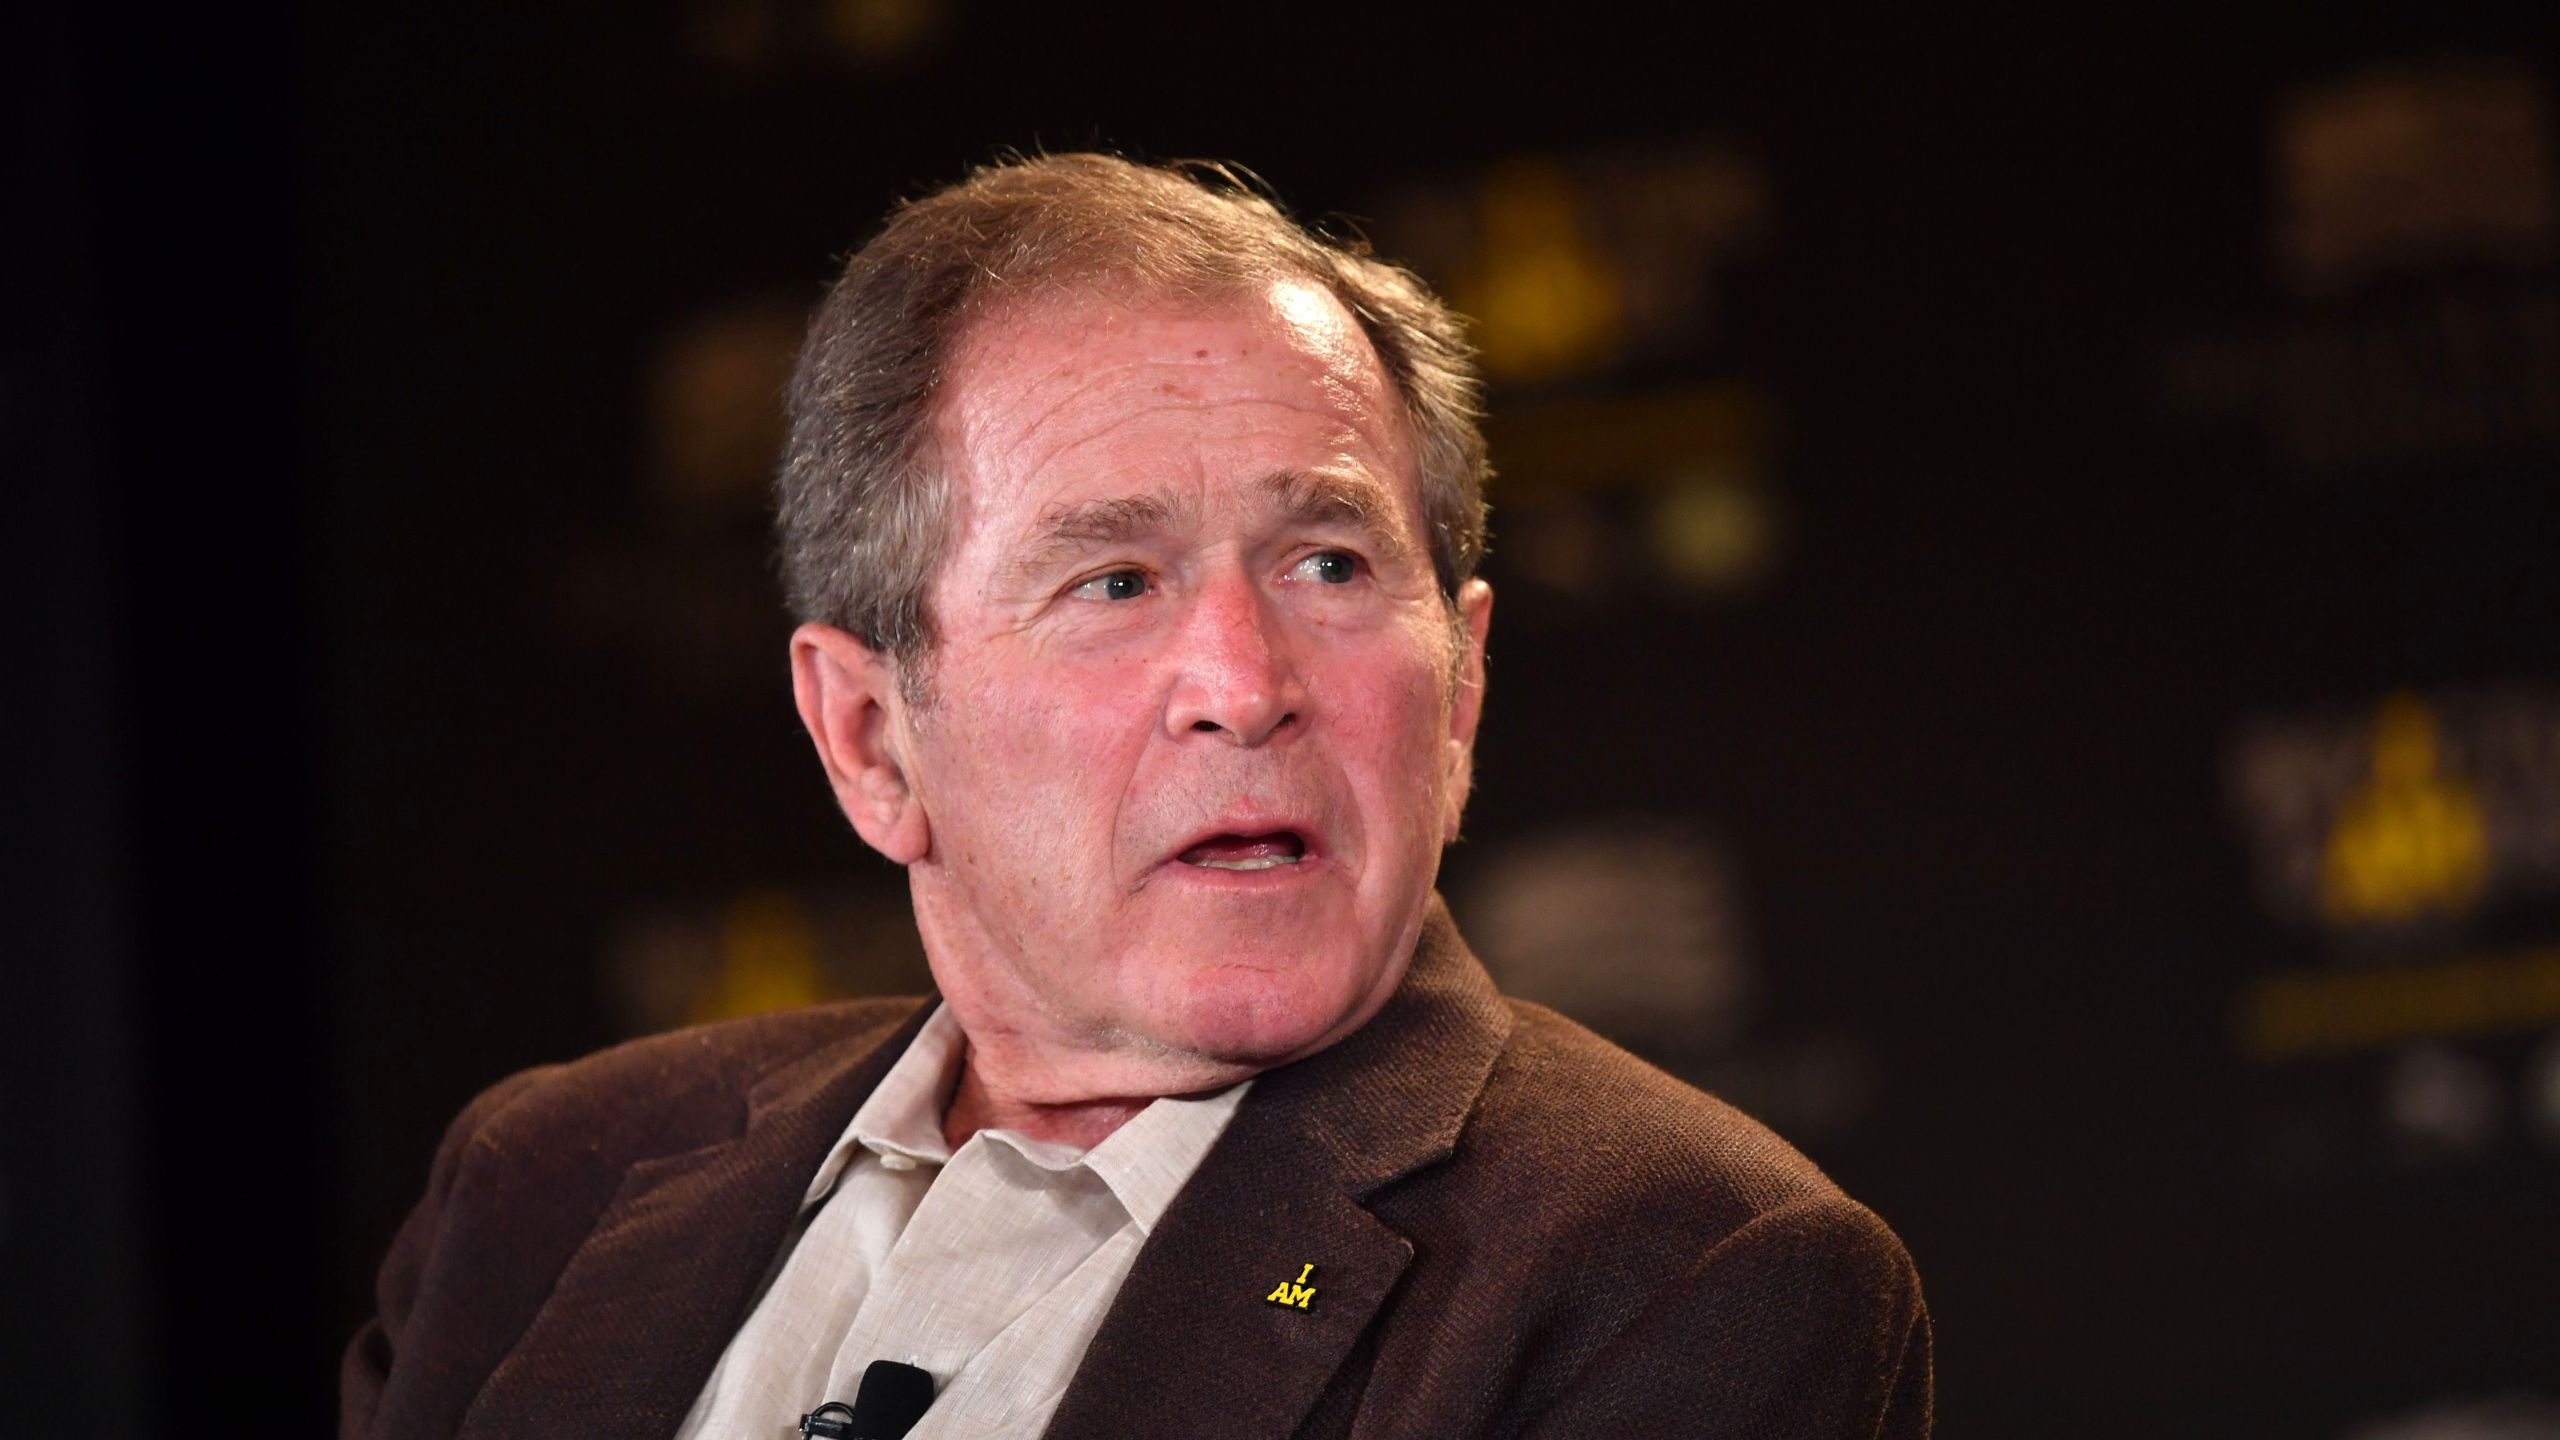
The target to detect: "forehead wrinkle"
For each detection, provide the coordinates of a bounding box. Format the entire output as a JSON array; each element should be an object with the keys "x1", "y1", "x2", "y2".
[
  {"x1": 966, "y1": 380, "x2": 1313, "y2": 514},
  {"x1": 951, "y1": 362, "x2": 1157, "y2": 485},
  {"x1": 952, "y1": 290, "x2": 1378, "y2": 474},
  {"x1": 947, "y1": 306, "x2": 1241, "y2": 474},
  {"x1": 948, "y1": 287, "x2": 1401, "y2": 482},
  {"x1": 972, "y1": 385, "x2": 1374, "y2": 543}
]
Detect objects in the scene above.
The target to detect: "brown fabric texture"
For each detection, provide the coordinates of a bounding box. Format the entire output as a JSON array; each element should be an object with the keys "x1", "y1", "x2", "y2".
[{"x1": 345, "y1": 900, "x2": 1931, "y2": 1438}]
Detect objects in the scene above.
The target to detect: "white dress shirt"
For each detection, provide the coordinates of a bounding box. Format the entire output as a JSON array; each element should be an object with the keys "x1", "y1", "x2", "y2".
[{"x1": 675, "y1": 1005, "x2": 1249, "y2": 1439}]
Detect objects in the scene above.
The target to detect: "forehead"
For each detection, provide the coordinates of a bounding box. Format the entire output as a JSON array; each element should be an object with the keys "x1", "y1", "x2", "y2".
[{"x1": 933, "y1": 278, "x2": 1413, "y2": 514}]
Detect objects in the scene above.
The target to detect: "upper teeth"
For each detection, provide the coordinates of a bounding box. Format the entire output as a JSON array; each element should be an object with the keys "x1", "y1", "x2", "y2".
[{"x1": 1193, "y1": 855, "x2": 1300, "y2": 871}]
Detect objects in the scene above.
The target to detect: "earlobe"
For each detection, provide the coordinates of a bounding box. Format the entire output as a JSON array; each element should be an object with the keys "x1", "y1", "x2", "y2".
[
  {"x1": 1442, "y1": 579, "x2": 1494, "y2": 844},
  {"x1": 790, "y1": 623, "x2": 931, "y2": 865}
]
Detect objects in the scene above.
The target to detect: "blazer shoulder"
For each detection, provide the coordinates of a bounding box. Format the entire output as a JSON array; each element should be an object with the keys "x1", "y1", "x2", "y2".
[
  {"x1": 1470, "y1": 997, "x2": 1868, "y2": 1235},
  {"x1": 448, "y1": 997, "x2": 928, "y2": 1171},
  {"x1": 1346, "y1": 996, "x2": 1929, "y2": 1437}
]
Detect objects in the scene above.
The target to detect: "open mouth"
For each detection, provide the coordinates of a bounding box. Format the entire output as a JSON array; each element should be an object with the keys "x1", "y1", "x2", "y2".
[{"x1": 1177, "y1": 830, "x2": 1309, "y2": 872}]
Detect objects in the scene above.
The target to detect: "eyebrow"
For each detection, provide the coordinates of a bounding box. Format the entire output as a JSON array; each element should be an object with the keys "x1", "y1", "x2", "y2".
[
  {"x1": 999, "y1": 469, "x2": 1411, "y2": 589},
  {"x1": 1033, "y1": 492, "x2": 1191, "y2": 553},
  {"x1": 1001, "y1": 491, "x2": 1199, "y2": 588},
  {"x1": 1261, "y1": 470, "x2": 1413, "y2": 562}
]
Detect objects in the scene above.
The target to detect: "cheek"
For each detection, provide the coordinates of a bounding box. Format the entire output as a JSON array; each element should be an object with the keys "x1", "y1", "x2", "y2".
[
  {"x1": 930, "y1": 665, "x2": 1155, "y2": 870},
  {"x1": 1320, "y1": 638, "x2": 1460, "y2": 833}
]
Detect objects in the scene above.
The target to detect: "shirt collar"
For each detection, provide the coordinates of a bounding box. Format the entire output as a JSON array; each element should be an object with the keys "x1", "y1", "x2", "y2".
[
  {"x1": 800, "y1": 1002, "x2": 1250, "y2": 1232},
  {"x1": 1053, "y1": 1078, "x2": 1250, "y2": 1232},
  {"x1": 800, "y1": 1004, "x2": 966, "y2": 1207}
]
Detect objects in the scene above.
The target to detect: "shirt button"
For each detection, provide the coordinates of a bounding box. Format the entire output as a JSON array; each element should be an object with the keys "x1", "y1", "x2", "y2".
[{"x1": 879, "y1": 1153, "x2": 918, "y2": 1172}]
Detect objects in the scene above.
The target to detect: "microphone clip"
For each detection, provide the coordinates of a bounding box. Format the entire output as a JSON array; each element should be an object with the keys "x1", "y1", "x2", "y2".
[
  {"x1": 800, "y1": 1358, "x2": 936, "y2": 1439},
  {"x1": 799, "y1": 1401, "x2": 857, "y2": 1439}
]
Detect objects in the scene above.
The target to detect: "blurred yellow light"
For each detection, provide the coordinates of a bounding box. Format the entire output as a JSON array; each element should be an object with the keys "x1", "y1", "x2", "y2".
[
  {"x1": 692, "y1": 889, "x2": 827, "y2": 1023},
  {"x1": 2318, "y1": 694, "x2": 2490, "y2": 925},
  {"x1": 1454, "y1": 160, "x2": 1626, "y2": 384}
]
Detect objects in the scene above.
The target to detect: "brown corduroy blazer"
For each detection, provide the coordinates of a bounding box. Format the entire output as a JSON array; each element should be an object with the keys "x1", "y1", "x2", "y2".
[{"x1": 343, "y1": 901, "x2": 1931, "y2": 1438}]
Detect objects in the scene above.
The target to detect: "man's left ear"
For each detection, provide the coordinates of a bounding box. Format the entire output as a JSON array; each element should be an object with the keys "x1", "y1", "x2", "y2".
[
  {"x1": 1441, "y1": 579, "x2": 1494, "y2": 845},
  {"x1": 790, "y1": 622, "x2": 932, "y2": 865}
]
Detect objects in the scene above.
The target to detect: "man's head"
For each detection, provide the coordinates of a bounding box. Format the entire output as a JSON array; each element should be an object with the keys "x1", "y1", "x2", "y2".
[{"x1": 785, "y1": 155, "x2": 1493, "y2": 1102}]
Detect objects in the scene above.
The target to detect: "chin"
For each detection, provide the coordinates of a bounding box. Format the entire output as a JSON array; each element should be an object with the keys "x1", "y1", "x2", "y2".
[{"x1": 1144, "y1": 942, "x2": 1394, "y2": 1068}]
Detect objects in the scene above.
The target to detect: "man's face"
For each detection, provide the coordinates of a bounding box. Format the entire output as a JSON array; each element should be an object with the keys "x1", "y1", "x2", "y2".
[{"x1": 882, "y1": 278, "x2": 1490, "y2": 1090}]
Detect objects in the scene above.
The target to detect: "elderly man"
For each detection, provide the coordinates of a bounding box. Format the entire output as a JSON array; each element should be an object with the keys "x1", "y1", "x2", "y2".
[{"x1": 344, "y1": 154, "x2": 1931, "y2": 1440}]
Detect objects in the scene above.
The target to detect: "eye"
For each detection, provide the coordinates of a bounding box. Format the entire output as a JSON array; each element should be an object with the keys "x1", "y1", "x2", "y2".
[
  {"x1": 1068, "y1": 569, "x2": 1151, "y2": 602},
  {"x1": 1292, "y1": 551, "x2": 1361, "y2": 585}
]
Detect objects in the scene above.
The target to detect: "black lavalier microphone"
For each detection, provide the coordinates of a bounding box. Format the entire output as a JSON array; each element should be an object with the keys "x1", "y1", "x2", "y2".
[{"x1": 799, "y1": 1360, "x2": 937, "y2": 1439}]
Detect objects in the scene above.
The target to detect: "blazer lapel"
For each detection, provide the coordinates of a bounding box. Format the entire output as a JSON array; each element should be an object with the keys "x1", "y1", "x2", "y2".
[
  {"x1": 1044, "y1": 899, "x2": 1512, "y2": 1440},
  {"x1": 459, "y1": 999, "x2": 937, "y2": 1439}
]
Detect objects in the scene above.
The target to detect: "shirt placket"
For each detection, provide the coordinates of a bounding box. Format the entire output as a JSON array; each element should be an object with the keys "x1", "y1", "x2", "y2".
[{"x1": 825, "y1": 1138, "x2": 1122, "y2": 1413}]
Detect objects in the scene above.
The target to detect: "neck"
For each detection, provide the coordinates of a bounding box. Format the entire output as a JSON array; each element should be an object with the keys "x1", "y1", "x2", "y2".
[
  {"x1": 910, "y1": 893, "x2": 1266, "y2": 1150},
  {"x1": 942, "y1": 1057, "x2": 1158, "y2": 1152}
]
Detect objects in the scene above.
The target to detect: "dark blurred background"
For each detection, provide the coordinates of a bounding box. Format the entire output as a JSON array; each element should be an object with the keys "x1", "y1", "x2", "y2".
[{"x1": 11, "y1": 4, "x2": 2560, "y2": 1436}]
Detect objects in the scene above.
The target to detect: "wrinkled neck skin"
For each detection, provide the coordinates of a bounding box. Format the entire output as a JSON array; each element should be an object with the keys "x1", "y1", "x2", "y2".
[
  {"x1": 939, "y1": 1061, "x2": 1152, "y2": 1155},
  {"x1": 917, "y1": 875, "x2": 1430, "y2": 1153}
]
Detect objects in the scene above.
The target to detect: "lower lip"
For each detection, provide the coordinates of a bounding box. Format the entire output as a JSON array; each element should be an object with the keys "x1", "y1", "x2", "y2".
[{"x1": 1162, "y1": 854, "x2": 1327, "y2": 888}]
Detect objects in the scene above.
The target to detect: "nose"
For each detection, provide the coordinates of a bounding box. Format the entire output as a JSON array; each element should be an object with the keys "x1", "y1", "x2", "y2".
[{"x1": 1162, "y1": 571, "x2": 1307, "y2": 746}]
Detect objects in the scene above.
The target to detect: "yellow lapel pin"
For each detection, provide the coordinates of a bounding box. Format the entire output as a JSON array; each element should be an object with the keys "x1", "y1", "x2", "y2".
[{"x1": 1264, "y1": 1263, "x2": 1318, "y2": 1310}]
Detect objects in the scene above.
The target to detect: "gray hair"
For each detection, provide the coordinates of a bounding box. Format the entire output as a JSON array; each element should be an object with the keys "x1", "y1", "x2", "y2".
[{"x1": 775, "y1": 153, "x2": 1490, "y2": 674}]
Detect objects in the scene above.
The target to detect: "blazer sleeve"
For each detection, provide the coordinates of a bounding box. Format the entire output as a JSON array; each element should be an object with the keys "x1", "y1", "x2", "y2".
[
  {"x1": 1523, "y1": 1196, "x2": 1933, "y2": 1440},
  {"x1": 339, "y1": 1067, "x2": 554, "y2": 1440}
]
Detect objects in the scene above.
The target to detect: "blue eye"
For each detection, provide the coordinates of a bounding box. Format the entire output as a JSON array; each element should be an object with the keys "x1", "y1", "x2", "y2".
[
  {"x1": 1072, "y1": 570, "x2": 1150, "y2": 602},
  {"x1": 1298, "y1": 552, "x2": 1359, "y2": 585}
]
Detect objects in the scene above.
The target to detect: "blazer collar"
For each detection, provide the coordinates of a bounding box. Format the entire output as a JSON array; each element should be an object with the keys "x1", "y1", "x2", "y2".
[
  {"x1": 1043, "y1": 896, "x2": 1513, "y2": 1440},
  {"x1": 457, "y1": 997, "x2": 940, "y2": 1439},
  {"x1": 1233, "y1": 893, "x2": 1511, "y2": 1198}
]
